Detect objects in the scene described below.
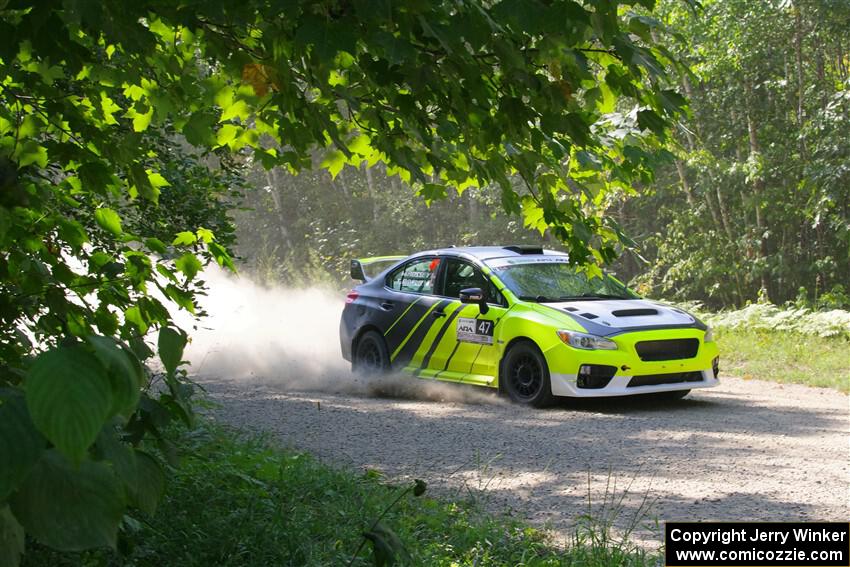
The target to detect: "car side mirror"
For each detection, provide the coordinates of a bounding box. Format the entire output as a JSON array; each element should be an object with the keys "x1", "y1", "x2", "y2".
[
  {"x1": 459, "y1": 287, "x2": 489, "y2": 315},
  {"x1": 350, "y1": 260, "x2": 367, "y2": 282}
]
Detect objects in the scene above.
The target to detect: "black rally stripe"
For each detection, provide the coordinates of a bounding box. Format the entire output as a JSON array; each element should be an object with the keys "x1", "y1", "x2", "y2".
[
  {"x1": 414, "y1": 303, "x2": 464, "y2": 376},
  {"x1": 468, "y1": 344, "x2": 485, "y2": 373},
  {"x1": 384, "y1": 299, "x2": 432, "y2": 353},
  {"x1": 393, "y1": 299, "x2": 452, "y2": 368},
  {"x1": 434, "y1": 341, "x2": 461, "y2": 378}
]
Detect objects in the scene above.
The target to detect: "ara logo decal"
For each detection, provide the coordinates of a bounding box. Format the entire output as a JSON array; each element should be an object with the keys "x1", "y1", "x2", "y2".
[{"x1": 457, "y1": 317, "x2": 494, "y2": 345}]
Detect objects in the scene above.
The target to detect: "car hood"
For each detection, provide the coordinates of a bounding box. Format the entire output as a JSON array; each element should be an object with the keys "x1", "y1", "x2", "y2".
[{"x1": 537, "y1": 299, "x2": 705, "y2": 336}]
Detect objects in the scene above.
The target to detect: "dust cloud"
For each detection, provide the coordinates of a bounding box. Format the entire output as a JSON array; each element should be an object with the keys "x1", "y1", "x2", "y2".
[{"x1": 176, "y1": 265, "x2": 503, "y2": 405}]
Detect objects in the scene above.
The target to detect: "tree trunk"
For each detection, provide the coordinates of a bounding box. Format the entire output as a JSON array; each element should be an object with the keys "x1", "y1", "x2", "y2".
[
  {"x1": 266, "y1": 168, "x2": 294, "y2": 252},
  {"x1": 745, "y1": 110, "x2": 770, "y2": 299},
  {"x1": 363, "y1": 163, "x2": 379, "y2": 223},
  {"x1": 794, "y1": 4, "x2": 807, "y2": 159}
]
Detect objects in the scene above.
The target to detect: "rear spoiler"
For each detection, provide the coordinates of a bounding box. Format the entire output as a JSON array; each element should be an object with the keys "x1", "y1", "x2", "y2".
[{"x1": 350, "y1": 255, "x2": 407, "y2": 282}]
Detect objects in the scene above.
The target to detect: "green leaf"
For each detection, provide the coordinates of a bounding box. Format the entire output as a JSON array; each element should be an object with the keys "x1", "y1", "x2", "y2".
[
  {"x1": 94, "y1": 207, "x2": 122, "y2": 236},
  {"x1": 131, "y1": 106, "x2": 153, "y2": 132},
  {"x1": 165, "y1": 284, "x2": 196, "y2": 313},
  {"x1": 0, "y1": 505, "x2": 24, "y2": 567},
  {"x1": 172, "y1": 231, "x2": 197, "y2": 246},
  {"x1": 157, "y1": 327, "x2": 186, "y2": 377},
  {"x1": 94, "y1": 307, "x2": 119, "y2": 336},
  {"x1": 0, "y1": 389, "x2": 46, "y2": 501},
  {"x1": 10, "y1": 450, "x2": 124, "y2": 551},
  {"x1": 637, "y1": 109, "x2": 667, "y2": 136},
  {"x1": 77, "y1": 161, "x2": 116, "y2": 195},
  {"x1": 364, "y1": 522, "x2": 411, "y2": 566},
  {"x1": 129, "y1": 163, "x2": 160, "y2": 203},
  {"x1": 216, "y1": 124, "x2": 239, "y2": 147},
  {"x1": 145, "y1": 237, "x2": 167, "y2": 254},
  {"x1": 14, "y1": 140, "x2": 48, "y2": 168},
  {"x1": 175, "y1": 252, "x2": 202, "y2": 281},
  {"x1": 220, "y1": 99, "x2": 250, "y2": 122},
  {"x1": 124, "y1": 305, "x2": 148, "y2": 334},
  {"x1": 209, "y1": 241, "x2": 235, "y2": 271},
  {"x1": 183, "y1": 111, "x2": 217, "y2": 146},
  {"x1": 84, "y1": 336, "x2": 143, "y2": 419},
  {"x1": 147, "y1": 171, "x2": 170, "y2": 189},
  {"x1": 94, "y1": 431, "x2": 163, "y2": 515},
  {"x1": 57, "y1": 218, "x2": 88, "y2": 248},
  {"x1": 196, "y1": 227, "x2": 215, "y2": 243},
  {"x1": 26, "y1": 346, "x2": 113, "y2": 463},
  {"x1": 320, "y1": 149, "x2": 346, "y2": 179},
  {"x1": 128, "y1": 451, "x2": 164, "y2": 515}
]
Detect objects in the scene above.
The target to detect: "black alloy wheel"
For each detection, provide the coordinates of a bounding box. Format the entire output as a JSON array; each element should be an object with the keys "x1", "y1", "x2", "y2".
[
  {"x1": 502, "y1": 341, "x2": 555, "y2": 407},
  {"x1": 353, "y1": 330, "x2": 390, "y2": 374}
]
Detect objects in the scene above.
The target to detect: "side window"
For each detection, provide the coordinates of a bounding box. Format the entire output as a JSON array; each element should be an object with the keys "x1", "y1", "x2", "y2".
[
  {"x1": 442, "y1": 258, "x2": 504, "y2": 305},
  {"x1": 387, "y1": 258, "x2": 440, "y2": 294}
]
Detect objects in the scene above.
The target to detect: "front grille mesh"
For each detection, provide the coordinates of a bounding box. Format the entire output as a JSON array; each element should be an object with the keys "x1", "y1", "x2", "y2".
[
  {"x1": 627, "y1": 371, "x2": 703, "y2": 387},
  {"x1": 634, "y1": 338, "x2": 699, "y2": 361}
]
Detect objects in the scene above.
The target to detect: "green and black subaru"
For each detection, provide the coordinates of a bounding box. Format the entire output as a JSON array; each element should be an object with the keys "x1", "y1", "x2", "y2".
[{"x1": 340, "y1": 246, "x2": 719, "y2": 407}]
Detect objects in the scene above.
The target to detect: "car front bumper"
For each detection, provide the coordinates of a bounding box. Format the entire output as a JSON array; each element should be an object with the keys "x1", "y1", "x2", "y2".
[
  {"x1": 550, "y1": 369, "x2": 718, "y2": 397},
  {"x1": 542, "y1": 328, "x2": 720, "y2": 398}
]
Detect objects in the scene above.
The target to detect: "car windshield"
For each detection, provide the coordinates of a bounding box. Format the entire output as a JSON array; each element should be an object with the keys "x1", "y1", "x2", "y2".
[{"x1": 486, "y1": 259, "x2": 638, "y2": 302}]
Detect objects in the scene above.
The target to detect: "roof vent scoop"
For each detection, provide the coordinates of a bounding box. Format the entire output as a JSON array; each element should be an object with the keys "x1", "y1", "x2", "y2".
[
  {"x1": 503, "y1": 245, "x2": 544, "y2": 255},
  {"x1": 612, "y1": 308, "x2": 658, "y2": 317}
]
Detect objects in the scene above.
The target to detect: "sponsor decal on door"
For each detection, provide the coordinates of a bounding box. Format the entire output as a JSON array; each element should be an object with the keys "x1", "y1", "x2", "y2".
[{"x1": 457, "y1": 317, "x2": 494, "y2": 345}]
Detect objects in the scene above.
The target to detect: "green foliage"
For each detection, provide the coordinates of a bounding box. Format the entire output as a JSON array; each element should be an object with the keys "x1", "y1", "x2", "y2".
[
  {"x1": 616, "y1": 0, "x2": 850, "y2": 307},
  {"x1": 26, "y1": 347, "x2": 114, "y2": 464},
  {"x1": 0, "y1": 0, "x2": 691, "y2": 560},
  {"x1": 1, "y1": 3, "x2": 242, "y2": 560},
  {"x1": 715, "y1": 327, "x2": 849, "y2": 392},
  {"x1": 10, "y1": 450, "x2": 124, "y2": 552},
  {"x1": 1, "y1": 0, "x2": 683, "y2": 269},
  {"x1": 676, "y1": 301, "x2": 850, "y2": 391},
  {"x1": 22, "y1": 423, "x2": 659, "y2": 566},
  {"x1": 699, "y1": 303, "x2": 850, "y2": 340}
]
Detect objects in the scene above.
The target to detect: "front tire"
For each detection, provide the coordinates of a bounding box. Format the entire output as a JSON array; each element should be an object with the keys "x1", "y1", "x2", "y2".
[
  {"x1": 353, "y1": 330, "x2": 390, "y2": 374},
  {"x1": 501, "y1": 341, "x2": 555, "y2": 407}
]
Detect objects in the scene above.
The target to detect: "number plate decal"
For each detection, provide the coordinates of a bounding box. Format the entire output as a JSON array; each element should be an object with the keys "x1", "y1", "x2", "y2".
[{"x1": 456, "y1": 317, "x2": 494, "y2": 345}]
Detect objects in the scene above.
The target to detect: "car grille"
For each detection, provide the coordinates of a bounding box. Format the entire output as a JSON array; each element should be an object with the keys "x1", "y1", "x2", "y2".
[
  {"x1": 627, "y1": 371, "x2": 704, "y2": 387},
  {"x1": 634, "y1": 338, "x2": 699, "y2": 361}
]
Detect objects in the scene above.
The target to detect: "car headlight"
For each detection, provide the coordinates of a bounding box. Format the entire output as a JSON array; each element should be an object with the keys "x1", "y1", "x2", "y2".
[
  {"x1": 556, "y1": 330, "x2": 618, "y2": 350},
  {"x1": 704, "y1": 327, "x2": 714, "y2": 342}
]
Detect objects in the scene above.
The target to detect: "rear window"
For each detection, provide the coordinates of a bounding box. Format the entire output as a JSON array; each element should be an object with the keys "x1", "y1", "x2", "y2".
[{"x1": 387, "y1": 258, "x2": 440, "y2": 294}]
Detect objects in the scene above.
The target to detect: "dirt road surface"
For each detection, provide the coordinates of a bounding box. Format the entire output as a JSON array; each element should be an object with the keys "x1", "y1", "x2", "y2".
[{"x1": 199, "y1": 374, "x2": 849, "y2": 547}]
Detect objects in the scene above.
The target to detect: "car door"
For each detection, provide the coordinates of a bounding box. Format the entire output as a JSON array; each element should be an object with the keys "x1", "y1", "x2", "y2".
[
  {"x1": 381, "y1": 256, "x2": 453, "y2": 371},
  {"x1": 427, "y1": 257, "x2": 508, "y2": 385}
]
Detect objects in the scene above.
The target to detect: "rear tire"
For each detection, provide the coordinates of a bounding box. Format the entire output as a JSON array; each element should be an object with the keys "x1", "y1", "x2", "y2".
[
  {"x1": 353, "y1": 330, "x2": 390, "y2": 374},
  {"x1": 501, "y1": 341, "x2": 555, "y2": 408}
]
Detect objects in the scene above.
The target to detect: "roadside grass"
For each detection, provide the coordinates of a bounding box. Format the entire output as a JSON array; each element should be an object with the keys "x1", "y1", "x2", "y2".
[
  {"x1": 715, "y1": 329, "x2": 849, "y2": 392},
  {"x1": 23, "y1": 422, "x2": 659, "y2": 567}
]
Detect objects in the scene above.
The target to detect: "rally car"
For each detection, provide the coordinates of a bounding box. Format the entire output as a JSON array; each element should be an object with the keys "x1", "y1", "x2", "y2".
[{"x1": 339, "y1": 246, "x2": 719, "y2": 406}]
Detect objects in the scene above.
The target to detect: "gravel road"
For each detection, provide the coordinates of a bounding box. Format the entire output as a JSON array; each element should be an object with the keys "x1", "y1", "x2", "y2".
[{"x1": 197, "y1": 372, "x2": 849, "y2": 547}]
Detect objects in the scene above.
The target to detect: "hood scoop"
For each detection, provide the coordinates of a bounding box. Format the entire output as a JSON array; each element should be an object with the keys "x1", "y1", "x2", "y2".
[
  {"x1": 544, "y1": 299, "x2": 696, "y2": 334},
  {"x1": 611, "y1": 308, "x2": 658, "y2": 317}
]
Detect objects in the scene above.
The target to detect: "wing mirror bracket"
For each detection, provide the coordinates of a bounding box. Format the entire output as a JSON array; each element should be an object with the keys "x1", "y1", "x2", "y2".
[{"x1": 459, "y1": 287, "x2": 489, "y2": 315}]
